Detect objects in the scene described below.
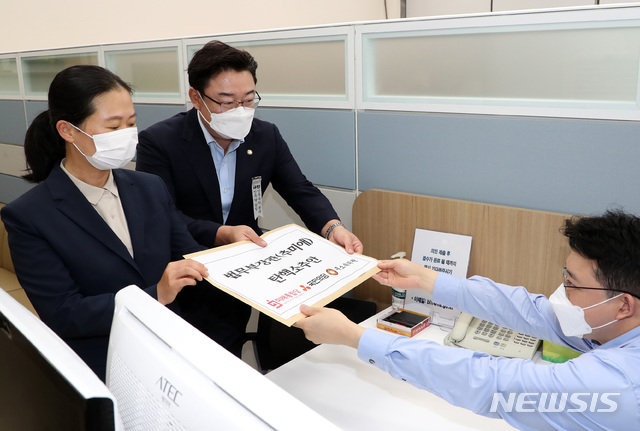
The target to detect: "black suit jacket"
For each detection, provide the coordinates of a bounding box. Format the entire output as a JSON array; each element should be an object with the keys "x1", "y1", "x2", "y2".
[
  {"x1": 136, "y1": 108, "x2": 339, "y2": 248},
  {"x1": 1, "y1": 166, "x2": 245, "y2": 380}
]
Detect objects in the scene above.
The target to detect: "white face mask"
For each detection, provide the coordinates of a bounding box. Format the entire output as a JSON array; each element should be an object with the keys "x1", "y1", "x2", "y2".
[
  {"x1": 198, "y1": 93, "x2": 254, "y2": 140},
  {"x1": 549, "y1": 283, "x2": 622, "y2": 337},
  {"x1": 70, "y1": 124, "x2": 138, "y2": 170}
]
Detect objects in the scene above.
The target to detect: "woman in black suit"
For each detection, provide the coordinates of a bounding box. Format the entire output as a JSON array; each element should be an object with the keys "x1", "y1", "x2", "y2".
[{"x1": 1, "y1": 66, "x2": 243, "y2": 380}]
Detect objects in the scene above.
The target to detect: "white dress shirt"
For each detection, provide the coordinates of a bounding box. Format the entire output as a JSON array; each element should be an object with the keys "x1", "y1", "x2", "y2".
[{"x1": 61, "y1": 161, "x2": 134, "y2": 257}]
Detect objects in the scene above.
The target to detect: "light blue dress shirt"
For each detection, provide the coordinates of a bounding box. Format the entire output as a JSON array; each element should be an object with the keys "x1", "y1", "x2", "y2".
[
  {"x1": 197, "y1": 115, "x2": 242, "y2": 223},
  {"x1": 358, "y1": 273, "x2": 640, "y2": 430}
]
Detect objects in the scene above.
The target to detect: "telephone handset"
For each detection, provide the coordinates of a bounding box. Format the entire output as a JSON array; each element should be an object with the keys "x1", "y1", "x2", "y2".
[{"x1": 443, "y1": 312, "x2": 541, "y2": 360}]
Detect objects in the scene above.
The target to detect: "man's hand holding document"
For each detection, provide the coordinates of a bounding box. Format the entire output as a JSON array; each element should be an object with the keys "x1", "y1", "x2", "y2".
[{"x1": 185, "y1": 224, "x2": 380, "y2": 326}]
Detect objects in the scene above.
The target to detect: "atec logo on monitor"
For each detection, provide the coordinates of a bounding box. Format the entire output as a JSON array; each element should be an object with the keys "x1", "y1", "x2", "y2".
[{"x1": 157, "y1": 376, "x2": 182, "y2": 407}]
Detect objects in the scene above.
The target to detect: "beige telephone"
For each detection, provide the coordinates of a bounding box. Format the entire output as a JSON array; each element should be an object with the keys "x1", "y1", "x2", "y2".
[{"x1": 443, "y1": 313, "x2": 541, "y2": 360}]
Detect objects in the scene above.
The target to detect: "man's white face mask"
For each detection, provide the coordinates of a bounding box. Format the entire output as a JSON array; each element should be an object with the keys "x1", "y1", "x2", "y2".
[
  {"x1": 549, "y1": 283, "x2": 622, "y2": 337},
  {"x1": 198, "y1": 93, "x2": 254, "y2": 141}
]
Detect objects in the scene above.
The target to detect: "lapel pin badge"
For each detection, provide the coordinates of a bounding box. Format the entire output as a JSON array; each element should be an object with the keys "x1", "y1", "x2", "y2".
[{"x1": 247, "y1": 149, "x2": 253, "y2": 156}]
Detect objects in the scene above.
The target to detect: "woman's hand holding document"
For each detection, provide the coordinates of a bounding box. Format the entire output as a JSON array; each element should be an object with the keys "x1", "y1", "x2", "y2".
[{"x1": 185, "y1": 224, "x2": 380, "y2": 326}]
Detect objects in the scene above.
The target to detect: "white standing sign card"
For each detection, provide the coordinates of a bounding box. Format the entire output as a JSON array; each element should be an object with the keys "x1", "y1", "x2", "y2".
[
  {"x1": 185, "y1": 224, "x2": 380, "y2": 326},
  {"x1": 405, "y1": 228, "x2": 473, "y2": 328}
]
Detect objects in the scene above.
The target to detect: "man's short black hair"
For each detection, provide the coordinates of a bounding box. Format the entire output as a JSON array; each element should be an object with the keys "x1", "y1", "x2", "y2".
[
  {"x1": 188, "y1": 41, "x2": 258, "y2": 93},
  {"x1": 562, "y1": 209, "x2": 640, "y2": 298}
]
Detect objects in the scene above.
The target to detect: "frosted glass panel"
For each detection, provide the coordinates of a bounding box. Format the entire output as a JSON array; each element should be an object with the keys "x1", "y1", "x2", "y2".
[
  {"x1": 237, "y1": 40, "x2": 346, "y2": 98},
  {"x1": 363, "y1": 24, "x2": 640, "y2": 109},
  {"x1": 105, "y1": 47, "x2": 180, "y2": 99},
  {"x1": 0, "y1": 58, "x2": 19, "y2": 96},
  {"x1": 187, "y1": 38, "x2": 347, "y2": 100},
  {"x1": 22, "y1": 53, "x2": 98, "y2": 97}
]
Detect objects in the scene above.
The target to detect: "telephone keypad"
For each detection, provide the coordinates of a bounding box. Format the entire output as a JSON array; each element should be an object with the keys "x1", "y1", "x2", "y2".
[
  {"x1": 477, "y1": 320, "x2": 532, "y2": 346},
  {"x1": 445, "y1": 315, "x2": 541, "y2": 360}
]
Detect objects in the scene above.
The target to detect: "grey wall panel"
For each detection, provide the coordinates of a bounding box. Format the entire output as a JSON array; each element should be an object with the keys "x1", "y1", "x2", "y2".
[
  {"x1": 0, "y1": 173, "x2": 34, "y2": 204},
  {"x1": 134, "y1": 104, "x2": 186, "y2": 132},
  {"x1": 358, "y1": 111, "x2": 640, "y2": 216},
  {"x1": 25, "y1": 101, "x2": 48, "y2": 136},
  {"x1": 20, "y1": 102, "x2": 184, "y2": 146},
  {"x1": 0, "y1": 100, "x2": 27, "y2": 145},
  {"x1": 25, "y1": 103, "x2": 186, "y2": 136},
  {"x1": 255, "y1": 108, "x2": 356, "y2": 190}
]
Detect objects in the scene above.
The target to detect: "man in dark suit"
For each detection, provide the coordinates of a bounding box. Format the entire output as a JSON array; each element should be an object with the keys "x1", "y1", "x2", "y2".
[
  {"x1": 136, "y1": 41, "x2": 362, "y2": 355},
  {"x1": 136, "y1": 41, "x2": 363, "y2": 254},
  {"x1": 136, "y1": 42, "x2": 364, "y2": 346}
]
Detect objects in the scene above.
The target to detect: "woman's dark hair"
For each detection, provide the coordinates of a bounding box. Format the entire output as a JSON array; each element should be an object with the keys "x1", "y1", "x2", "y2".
[
  {"x1": 187, "y1": 40, "x2": 258, "y2": 93},
  {"x1": 23, "y1": 65, "x2": 132, "y2": 183},
  {"x1": 563, "y1": 209, "x2": 640, "y2": 298}
]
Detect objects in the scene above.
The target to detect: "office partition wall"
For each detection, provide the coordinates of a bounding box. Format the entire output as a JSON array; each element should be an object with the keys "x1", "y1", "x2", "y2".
[{"x1": 1, "y1": 5, "x2": 640, "y2": 224}]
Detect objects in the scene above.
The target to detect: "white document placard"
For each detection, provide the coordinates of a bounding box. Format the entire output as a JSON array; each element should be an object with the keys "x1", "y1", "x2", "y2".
[
  {"x1": 186, "y1": 224, "x2": 380, "y2": 326},
  {"x1": 405, "y1": 229, "x2": 473, "y2": 328}
]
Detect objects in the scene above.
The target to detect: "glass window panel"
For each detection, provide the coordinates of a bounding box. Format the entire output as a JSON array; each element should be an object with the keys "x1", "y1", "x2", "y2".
[
  {"x1": 236, "y1": 40, "x2": 346, "y2": 98},
  {"x1": 187, "y1": 38, "x2": 347, "y2": 101},
  {"x1": 363, "y1": 24, "x2": 640, "y2": 109},
  {"x1": 0, "y1": 58, "x2": 20, "y2": 97},
  {"x1": 105, "y1": 47, "x2": 180, "y2": 99},
  {"x1": 22, "y1": 53, "x2": 98, "y2": 97}
]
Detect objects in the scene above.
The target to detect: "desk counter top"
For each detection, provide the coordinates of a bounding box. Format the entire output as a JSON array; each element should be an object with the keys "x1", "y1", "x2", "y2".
[{"x1": 267, "y1": 309, "x2": 518, "y2": 431}]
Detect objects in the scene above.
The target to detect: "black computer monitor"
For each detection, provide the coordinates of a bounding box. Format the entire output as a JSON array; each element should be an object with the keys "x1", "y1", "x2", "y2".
[{"x1": 0, "y1": 289, "x2": 120, "y2": 431}]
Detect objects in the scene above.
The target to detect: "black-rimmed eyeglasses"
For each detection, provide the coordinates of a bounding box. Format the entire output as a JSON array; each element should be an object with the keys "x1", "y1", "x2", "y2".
[
  {"x1": 201, "y1": 91, "x2": 261, "y2": 112},
  {"x1": 562, "y1": 267, "x2": 638, "y2": 298},
  {"x1": 562, "y1": 267, "x2": 609, "y2": 291}
]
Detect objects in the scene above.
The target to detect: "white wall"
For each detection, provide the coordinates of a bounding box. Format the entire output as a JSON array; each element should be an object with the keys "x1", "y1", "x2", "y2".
[
  {"x1": 404, "y1": 0, "x2": 640, "y2": 18},
  {"x1": 0, "y1": 0, "x2": 402, "y2": 53}
]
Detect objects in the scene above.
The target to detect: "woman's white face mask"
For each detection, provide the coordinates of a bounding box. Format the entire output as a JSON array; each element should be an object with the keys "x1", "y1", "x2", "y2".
[
  {"x1": 70, "y1": 124, "x2": 138, "y2": 171},
  {"x1": 198, "y1": 93, "x2": 254, "y2": 141},
  {"x1": 549, "y1": 283, "x2": 622, "y2": 337}
]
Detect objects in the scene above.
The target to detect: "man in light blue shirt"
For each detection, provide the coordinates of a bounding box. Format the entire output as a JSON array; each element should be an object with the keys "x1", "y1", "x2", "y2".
[{"x1": 295, "y1": 210, "x2": 640, "y2": 430}]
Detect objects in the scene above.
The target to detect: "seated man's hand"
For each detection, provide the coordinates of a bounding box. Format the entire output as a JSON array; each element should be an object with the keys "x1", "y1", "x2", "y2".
[
  {"x1": 373, "y1": 259, "x2": 438, "y2": 294},
  {"x1": 216, "y1": 225, "x2": 267, "y2": 247},
  {"x1": 294, "y1": 304, "x2": 365, "y2": 349}
]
